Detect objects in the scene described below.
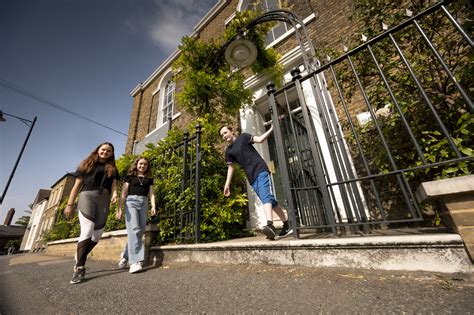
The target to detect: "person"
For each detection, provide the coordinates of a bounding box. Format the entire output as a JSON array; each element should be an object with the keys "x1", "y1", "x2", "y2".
[
  {"x1": 220, "y1": 124, "x2": 292, "y2": 240},
  {"x1": 115, "y1": 156, "x2": 156, "y2": 273},
  {"x1": 64, "y1": 142, "x2": 118, "y2": 284}
]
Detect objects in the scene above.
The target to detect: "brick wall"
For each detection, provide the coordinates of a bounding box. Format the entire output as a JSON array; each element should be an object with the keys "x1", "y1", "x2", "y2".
[{"x1": 125, "y1": 0, "x2": 359, "y2": 154}]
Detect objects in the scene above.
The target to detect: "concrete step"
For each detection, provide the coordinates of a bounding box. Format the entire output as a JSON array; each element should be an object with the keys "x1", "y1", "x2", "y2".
[{"x1": 150, "y1": 233, "x2": 473, "y2": 274}]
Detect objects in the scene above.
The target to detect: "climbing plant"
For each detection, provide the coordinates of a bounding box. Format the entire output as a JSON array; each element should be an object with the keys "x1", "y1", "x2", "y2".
[{"x1": 173, "y1": 9, "x2": 283, "y2": 123}]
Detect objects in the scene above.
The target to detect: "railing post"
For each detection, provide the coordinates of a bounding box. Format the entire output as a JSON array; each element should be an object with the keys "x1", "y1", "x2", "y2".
[
  {"x1": 179, "y1": 132, "x2": 190, "y2": 240},
  {"x1": 182, "y1": 132, "x2": 189, "y2": 192},
  {"x1": 266, "y1": 82, "x2": 299, "y2": 238},
  {"x1": 194, "y1": 124, "x2": 202, "y2": 243},
  {"x1": 292, "y1": 68, "x2": 337, "y2": 235}
]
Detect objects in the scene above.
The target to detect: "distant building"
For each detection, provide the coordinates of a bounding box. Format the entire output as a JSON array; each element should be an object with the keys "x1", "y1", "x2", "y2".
[
  {"x1": 0, "y1": 225, "x2": 26, "y2": 254},
  {"x1": 20, "y1": 189, "x2": 50, "y2": 252},
  {"x1": 33, "y1": 173, "x2": 76, "y2": 251}
]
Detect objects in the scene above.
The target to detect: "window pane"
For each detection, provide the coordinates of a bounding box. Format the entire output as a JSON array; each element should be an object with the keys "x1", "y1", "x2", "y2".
[
  {"x1": 162, "y1": 81, "x2": 175, "y2": 124},
  {"x1": 246, "y1": 0, "x2": 287, "y2": 45}
]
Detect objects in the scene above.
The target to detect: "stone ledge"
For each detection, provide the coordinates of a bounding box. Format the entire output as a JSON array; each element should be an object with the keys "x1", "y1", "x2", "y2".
[
  {"x1": 153, "y1": 234, "x2": 464, "y2": 251},
  {"x1": 415, "y1": 174, "x2": 474, "y2": 203},
  {"x1": 150, "y1": 234, "x2": 472, "y2": 274}
]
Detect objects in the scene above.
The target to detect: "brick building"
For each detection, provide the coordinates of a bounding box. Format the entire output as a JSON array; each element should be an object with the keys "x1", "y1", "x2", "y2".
[{"x1": 125, "y1": 0, "x2": 357, "y2": 228}]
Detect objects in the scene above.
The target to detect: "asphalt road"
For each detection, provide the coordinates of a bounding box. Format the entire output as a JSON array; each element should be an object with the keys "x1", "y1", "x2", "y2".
[{"x1": 0, "y1": 254, "x2": 473, "y2": 314}]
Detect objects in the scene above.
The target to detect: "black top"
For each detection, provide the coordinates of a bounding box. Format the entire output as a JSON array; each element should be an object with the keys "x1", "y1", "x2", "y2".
[
  {"x1": 125, "y1": 175, "x2": 153, "y2": 196},
  {"x1": 224, "y1": 133, "x2": 269, "y2": 184},
  {"x1": 76, "y1": 162, "x2": 118, "y2": 192}
]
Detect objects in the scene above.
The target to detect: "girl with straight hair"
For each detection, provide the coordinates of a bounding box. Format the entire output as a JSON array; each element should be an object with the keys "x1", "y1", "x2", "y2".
[{"x1": 116, "y1": 156, "x2": 156, "y2": 273}]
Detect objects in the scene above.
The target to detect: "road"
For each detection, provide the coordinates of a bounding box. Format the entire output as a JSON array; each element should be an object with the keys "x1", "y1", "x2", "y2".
[{"x1": 0, "y1": 254, "x2": 473, "y2": 314}]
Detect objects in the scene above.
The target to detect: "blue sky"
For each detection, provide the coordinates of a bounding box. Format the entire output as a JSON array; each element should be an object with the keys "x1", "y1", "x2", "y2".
[{"x1": 0, "y1": 0, "x2": 218, "y2": 224}]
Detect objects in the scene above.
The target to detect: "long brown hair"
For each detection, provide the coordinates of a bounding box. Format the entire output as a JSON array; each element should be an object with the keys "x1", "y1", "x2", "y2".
[
  {"x1": 77, "y1": 142, "x2": 117, "y2": 177},
  {"x1": 127, "y1": 156, "x2": 152, "y2": 177}
]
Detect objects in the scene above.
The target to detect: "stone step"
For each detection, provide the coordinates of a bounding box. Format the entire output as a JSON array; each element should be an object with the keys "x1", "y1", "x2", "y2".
[{"x1": 149, "y1": 233, "x2": 473, "y2": 274}]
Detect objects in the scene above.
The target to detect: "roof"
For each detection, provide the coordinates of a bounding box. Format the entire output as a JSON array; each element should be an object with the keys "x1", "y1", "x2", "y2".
[
  {"x1": 0, "y1": 225, "x2": 26, "y2": 237},
  {"x1": 32, "y1": 189, "x2": 51, "y2": 206},
  {"x1": 50, "y1": 172, "x2": 75, "y2": 188}
]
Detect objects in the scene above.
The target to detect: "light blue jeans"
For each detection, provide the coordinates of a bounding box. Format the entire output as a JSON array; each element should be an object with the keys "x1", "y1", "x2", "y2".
[{"x1": 121, "y1": 195, "x2": 148, "y2": 264}]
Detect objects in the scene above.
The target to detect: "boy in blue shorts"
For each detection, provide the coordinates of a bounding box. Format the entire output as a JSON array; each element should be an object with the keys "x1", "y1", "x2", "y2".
[{"x1": 220, "y1": 124, "x2": 293, "y2": 240}]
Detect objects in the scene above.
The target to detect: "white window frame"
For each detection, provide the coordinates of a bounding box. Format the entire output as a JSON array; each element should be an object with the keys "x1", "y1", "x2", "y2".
[
  {"x1": 152, "y1": 68, "x2": 179, "y2": 129},
  {"x1": 237, "y1": 0, "x2": 290, "y2": 45}
]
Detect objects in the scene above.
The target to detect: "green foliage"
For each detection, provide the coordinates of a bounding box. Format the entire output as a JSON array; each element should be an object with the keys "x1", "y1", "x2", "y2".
[
  {"x1": 14, "y1": 215, "x2": 30, "y2": 227},
  {"x1": 6, "y1": 239, "x2": 20, "y2": 249},
  {"x1": 145, "y1": 116, "x2": 249, "y2": 243},
  {"x1": 42, "y1": 198, "x2": 78, "y2": 242},
  {"x1": 337, "y1": 0, "x2": 473, "y2": 223},
  {"x1": 173, "y1": 9, "x2": 283, "y2": 122}
]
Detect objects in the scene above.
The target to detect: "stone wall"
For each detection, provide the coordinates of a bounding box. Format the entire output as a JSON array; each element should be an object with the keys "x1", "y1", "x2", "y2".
[{"x1": 46, "y1": 230, "x2": 128, "y2": 262}]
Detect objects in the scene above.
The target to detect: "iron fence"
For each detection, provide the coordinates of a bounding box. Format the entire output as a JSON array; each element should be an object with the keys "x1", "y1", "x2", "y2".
[
  {"x1": 267, "y1": 0, "x2": 473, "y2": 236},
  {"x1": 155, "y1": 125, "x2": 202, "y2": 243}
]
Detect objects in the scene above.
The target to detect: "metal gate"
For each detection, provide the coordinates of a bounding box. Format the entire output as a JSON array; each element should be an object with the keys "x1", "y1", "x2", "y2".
[{"x1": 266, "y1": 0, "x2": 473, "y2": 236}]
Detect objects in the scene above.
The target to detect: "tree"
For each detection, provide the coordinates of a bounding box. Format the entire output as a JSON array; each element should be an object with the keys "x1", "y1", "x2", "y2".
[{"x1": 15, "y1": 215, "x2": 30, "y2": 227}]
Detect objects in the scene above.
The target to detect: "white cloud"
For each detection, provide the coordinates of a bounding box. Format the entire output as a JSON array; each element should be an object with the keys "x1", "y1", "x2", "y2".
[{"x1": 125, "y1": 0, "x2": 217, "y2": 53}]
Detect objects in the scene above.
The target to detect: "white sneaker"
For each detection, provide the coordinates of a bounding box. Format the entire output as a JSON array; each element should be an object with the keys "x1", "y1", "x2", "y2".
[
  {"x1": 129, "y1": 261, "x2": 143, "y2": 274},
  {"x1": 118, "y1": 257, "x2": 128, "y2": 269}
]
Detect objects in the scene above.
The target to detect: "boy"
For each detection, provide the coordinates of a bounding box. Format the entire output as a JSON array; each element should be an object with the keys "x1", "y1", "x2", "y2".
[{"x1": 220, "y1": 124, "x2": 292, "y2": 240}]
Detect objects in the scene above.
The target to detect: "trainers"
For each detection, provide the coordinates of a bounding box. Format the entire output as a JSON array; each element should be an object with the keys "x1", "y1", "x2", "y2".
[
  {"x1": 129, "y1": 261, "x2": 143, "y2": 274},
  {"x1": 278, "y1": 224, "x2": 293, "y2": 238},
  {"x1": 70, "y1": 266, "x2": 86, "y2": 284},
  {"x1": 118, "y1": 257, "x2": 128, "y2": 269},
  {"x1": 262, "y1": 225, "x2": 276, "y2": 240}
]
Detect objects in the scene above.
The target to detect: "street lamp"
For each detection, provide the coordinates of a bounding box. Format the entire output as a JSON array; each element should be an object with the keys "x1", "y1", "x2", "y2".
[
  {"x1": 0, "y1": 110, "x2": 37, "y2": 204},
  {"x1": 224, "y1": 9, "x2": 319, "y2": 72}
]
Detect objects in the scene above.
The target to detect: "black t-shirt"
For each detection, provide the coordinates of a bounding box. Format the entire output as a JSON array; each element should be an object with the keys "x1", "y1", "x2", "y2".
[
  {"x1": 125, "y1": 175, "x2": 153, "y2": 196},
  {"x1": 76, "y1": 162, "x2": 118, "y2": 192},
  {"x1": 224, "y1": 133, "x2": 269, "y2": 184}
]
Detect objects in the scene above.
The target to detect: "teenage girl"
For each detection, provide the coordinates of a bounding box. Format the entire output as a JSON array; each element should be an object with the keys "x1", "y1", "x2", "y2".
[
  {"x1": 64, "y1": 142, "x2": 118, "y2": 284},
  {"x1": 116, "y1": 156, "x2": 156, "y2": 273}
]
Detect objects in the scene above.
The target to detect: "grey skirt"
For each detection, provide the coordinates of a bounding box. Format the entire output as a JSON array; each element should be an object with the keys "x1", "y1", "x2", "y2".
[{"x1": 77, "y1": 190, "x2": 111, "y2": 230}]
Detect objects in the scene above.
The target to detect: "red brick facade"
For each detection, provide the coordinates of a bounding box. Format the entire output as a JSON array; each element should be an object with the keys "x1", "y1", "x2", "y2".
[{"x1": 125, "y1": 0, "x2": 357, "y2": 154}]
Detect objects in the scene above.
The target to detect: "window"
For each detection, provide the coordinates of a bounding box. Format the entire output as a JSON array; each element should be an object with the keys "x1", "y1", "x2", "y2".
[
  {"x1": 240, "y1": 0, "x2": 289, "y2": 45},
  {"x1": 162, "y1": 80, "x2": 175, "y2": 125}
]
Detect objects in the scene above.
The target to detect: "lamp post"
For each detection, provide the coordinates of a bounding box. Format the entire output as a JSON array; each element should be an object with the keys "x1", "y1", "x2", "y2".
[{"x1": 0, "y1": 111, "x2": 37, "y2": 205}]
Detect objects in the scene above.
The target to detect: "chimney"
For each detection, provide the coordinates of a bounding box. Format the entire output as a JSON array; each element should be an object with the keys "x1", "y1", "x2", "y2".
[{"x1": 3, "y1": 208, "x2": 15, "y2": 225}]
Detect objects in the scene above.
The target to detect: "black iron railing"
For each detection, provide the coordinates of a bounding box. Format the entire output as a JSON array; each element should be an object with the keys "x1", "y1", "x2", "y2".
[
  {"x1": 267, "y1": 0, "x2": 473, "y2": 236},
  {"x1": 155, "y1": 125, "x2": 202, "y2": 243}
]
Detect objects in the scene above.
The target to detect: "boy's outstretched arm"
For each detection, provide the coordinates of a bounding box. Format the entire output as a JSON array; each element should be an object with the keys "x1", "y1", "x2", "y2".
[
  {"x1": 252, "y1": 124, "x2": 273, "y2": 143},
  {"x1": 223, "y1": 164, "x2": 235, "y2": 197}
]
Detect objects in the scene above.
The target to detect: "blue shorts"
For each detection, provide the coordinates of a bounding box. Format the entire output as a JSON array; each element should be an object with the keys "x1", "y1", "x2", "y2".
[{"x1": 250, "y1": 171, "x2": 278, "y2": 208}]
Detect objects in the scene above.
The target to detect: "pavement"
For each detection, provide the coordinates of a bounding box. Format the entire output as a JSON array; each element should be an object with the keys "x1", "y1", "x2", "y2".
[{"x1": 1, "y1": 253, "x2": 473, "y2": 314}]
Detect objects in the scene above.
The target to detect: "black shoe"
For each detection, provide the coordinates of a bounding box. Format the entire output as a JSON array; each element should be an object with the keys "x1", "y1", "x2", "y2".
[
  {"x1": 278, "y1": 225, "x2": 293, "y2": 238},
  {"x1": 70, "y1": 266, "x2": 86, "y2": 284},
  {"x1": 262, "y1": 225, "x2": 276, "y2": 240}
]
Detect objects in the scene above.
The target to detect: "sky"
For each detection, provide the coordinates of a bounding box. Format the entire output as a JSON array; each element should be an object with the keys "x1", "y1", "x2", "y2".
[{"x1": 0, "y1": 0, "x2": 218, "y2": 224}]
